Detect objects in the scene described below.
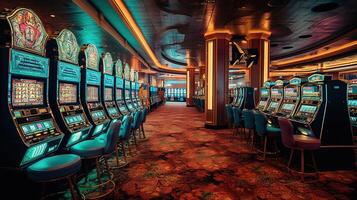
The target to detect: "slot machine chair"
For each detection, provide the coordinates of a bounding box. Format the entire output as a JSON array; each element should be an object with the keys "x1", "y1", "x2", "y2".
[
  {"x1": 130, "y1": 111, "x2": 142, "y2": 147},
  {"x1": 69, "y1": 121, "x2": 121, "y2": 197},
  {"x1": 225, "y1": 104, "x2": 234, "y2": 128},
  {"x1": 242, "y1": 109, "x2": 255, "y2": 146},
  {"x1": 139, "y1": 108, "x2": 148, "y2": 139},
  {"x1": 254, "y1": 111, "x2": 281, "y2": 160},
  {"x1": 26, "y1": 154, "x2": 82, "y2": 200},
  {"x1": 116, "y1": 115, "x2": 132, "y2": 167},
  {"x1": 278, "y1": 118, "x2": 319, "y2": 181},
  {"x1": 232, "y1": 107, "x2": 243, "y2": 137}
]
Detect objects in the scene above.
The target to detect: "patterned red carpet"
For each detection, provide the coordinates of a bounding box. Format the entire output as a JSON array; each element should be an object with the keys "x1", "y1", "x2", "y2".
[{"x1": 114, "y1": 102, "x2": 357, "y2": 199}]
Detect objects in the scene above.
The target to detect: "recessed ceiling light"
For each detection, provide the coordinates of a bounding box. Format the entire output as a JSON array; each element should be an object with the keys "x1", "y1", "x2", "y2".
[
  {"x1": 50, "y1": 14, "x2": 55, "y2": 18},
  {"x1": 299, "y1": 34, "x2": 312, "y2": 39},
  {"x1": 282, "y1": 46, "x2": 293, "y2": 49},
  {"x1": 311, "y1": 2, "x2": 339, "y2": 12}
]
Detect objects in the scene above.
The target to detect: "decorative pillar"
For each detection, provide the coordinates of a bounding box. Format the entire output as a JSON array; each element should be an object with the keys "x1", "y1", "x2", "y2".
[
  {"x1": 204, "y1": 31, "x2": 231, "y2": 128},
  {"x1": 186, "y1": 67, "x2": 195, "y2": 106},
  {"x1": 246, "y1": 30, "x2": 271, "y2": 103}
]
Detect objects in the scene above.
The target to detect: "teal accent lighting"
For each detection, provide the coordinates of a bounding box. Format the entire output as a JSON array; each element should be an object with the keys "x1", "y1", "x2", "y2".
[
  {"x1": 66, "y1": 131, "x2": 82, "y2": 147},
  {"x1": 93, "y1": 124, "x2": 104, "y2": 136},
  {"x1": 104, "y1": 74, "x2": 115, "y2": 87},
  {"x1": 86, "y1": 69, "x2": 101, "y2": 85},
  {"x1": 21, "y1": 142, "x2": 48, "y2": 166}
]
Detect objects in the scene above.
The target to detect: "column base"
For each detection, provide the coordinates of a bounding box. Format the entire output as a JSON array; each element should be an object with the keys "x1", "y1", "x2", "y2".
[{"x1": 204, "y1": 123, "x2": 228, "y2": 129}]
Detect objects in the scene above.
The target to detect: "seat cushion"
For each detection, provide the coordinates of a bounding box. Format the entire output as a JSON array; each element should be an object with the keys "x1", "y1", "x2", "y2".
[
  {"x1": 266, "y1": 126, "x2": 281, "y2": 136},
  {"x1": 293, "y1": 135, "x2": 321, "y2": 150},
  {"x1": 27, "y1": 154, "x2": 81, "y2": 182},
  {"x1": 70, "y1": 140, "x2": 105, "y2": 158}
]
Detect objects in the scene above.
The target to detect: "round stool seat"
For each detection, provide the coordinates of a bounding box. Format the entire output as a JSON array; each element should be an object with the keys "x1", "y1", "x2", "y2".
[
  {"x1": 293, "y1": 135, "x2": 321, "y2": 150},
  {"x1": 27, "y1": 154, "x2": 81, "y2": 182},
  {"x1": 70, "y1": 140, "x2": 105, "y2": 158},
  {"x1": 266, "y1": 126, "x2": 281, "y2": 136}
]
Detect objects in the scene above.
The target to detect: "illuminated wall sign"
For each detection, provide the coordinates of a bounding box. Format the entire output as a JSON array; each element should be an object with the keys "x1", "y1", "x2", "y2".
[
  {"x1": 84, "y1": 44, "x2": 99, "y2": 71},
  {"x1": 207, "y1": 41, "x2": 213, "y2": 110},
  {"x1": 56, "y1": 29, "x2": 79, "y2": 64},
  {"x1": 7, "y1": 8, "x2": 48, "y2": 55},
  {"x1": 103, "y1": 52, "x2": 113, "y2": 75}
]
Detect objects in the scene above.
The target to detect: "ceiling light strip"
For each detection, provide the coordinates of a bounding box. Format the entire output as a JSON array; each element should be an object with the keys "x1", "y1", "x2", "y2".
[{"x1": 111, "y1": 0, "x2": 185, "y2": 73}]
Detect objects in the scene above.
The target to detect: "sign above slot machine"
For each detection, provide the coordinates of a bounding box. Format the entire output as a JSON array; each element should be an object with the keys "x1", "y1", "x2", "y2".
[
  {"x1": 103, "y1": 52, "x2": 113, "y2": 75},
  {"x1": 116, "y1": 59, "x2": 123, "y2": 78},
  {"x1": 124, "y1": 63, "x2": 130, "y2": 80},
  {"x1": 82, "y1": 44, "x2": 99, "y2": 70},
  {"x1": 56, "y1": 29, "x2": 80, "y2": 64},
  {"x1": 7, "y1": 8, "x2": 48, "y2": 55}
]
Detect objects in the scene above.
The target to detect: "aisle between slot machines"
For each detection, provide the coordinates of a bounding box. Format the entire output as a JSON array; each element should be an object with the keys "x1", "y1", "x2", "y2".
[
  {"x1": 47, "y1": 29, "x2": 92, "y2": 149},
  {"x1": 79, "y1": 44, "x2": 111, "y2": 138},
  {"x1": 290, "y1": 74, "x2": 355, "y2": 170}
]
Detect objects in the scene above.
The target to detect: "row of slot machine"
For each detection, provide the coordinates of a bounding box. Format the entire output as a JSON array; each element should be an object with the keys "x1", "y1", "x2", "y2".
[
  {"x1": 256, "y1": 75, "x2": 355, "y2": 170},
  {"x1": 165, "y1": 88, "x2": 186, "y2": 102},
  {"x1": 0, "y1": 8, "x2": 145, "y2": 169}
]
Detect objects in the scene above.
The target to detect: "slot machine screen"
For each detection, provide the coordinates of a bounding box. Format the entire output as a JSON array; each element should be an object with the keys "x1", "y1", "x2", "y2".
[
  {"x1": 125, "y1": 90, "x2": 130, "y2": 99},
  {"x1": 302, "y1": 85, "x2": 320, "y2": 97},
  {"x1": 349, "y1": 85, "x2": 357, "y2": 95},
  {"x1": 116, "y1": 88, "x2": 122, "y2": 100},
  {"x1": 284, "y1": 87, "x2": 298, "y2": 98},
  {"x1": 282, "y1": 103, "x2": 295, "y2": 111},
  {"x1": 12, "y1": 79, "x2": 44, "y2": 107},
  {"x1": 258, "y1": 101, "x2": 267, "y2": 107},
  {"x1": 59, "y1": 83, "x2": 77, "y2": 104},
  {"x1": 105, "y1": 88, "x2": 113, "y2": 101},
  {"x1": 260, "y1": 88, "x2": 269, "y2": 97},
  {"x1": 271, "y1": 88, "x2": 282, "y2": 97},
  {"x1": 269, "y1": 102, "x2": 279, "y2": 109},
  {"x1": 87, "y1": 86, "x2": 99, "y2": 102},
  {"x1": 348, "y1": 100, "x2": 357, "y2": 107},
  {"x1": 299, "y1": 105, "x2": 317, "y2": 113}
]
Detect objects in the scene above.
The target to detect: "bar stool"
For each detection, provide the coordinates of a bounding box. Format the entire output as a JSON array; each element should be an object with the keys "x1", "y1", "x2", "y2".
[
  {"x1": 26, "y1": 154, "x2": 82, "y2": 200},
  {"x1": 232, "y1": 107, "x2": 242, "y2": 136},
  {"x1": 225, "y1": 104, "x2": 234, "y2": 128},
  {"x1": 254, "y1": 111, "x2": 281, "y2": 160},
  {"x1": 242, "y1": 109, "x2": 255, "y2": 145},
  {"x1": 117, "y1": 115, "x2": 132, "y2": 167},
  {"x1": 278, "y1": 118, "x2": 320, "y2": 181}
]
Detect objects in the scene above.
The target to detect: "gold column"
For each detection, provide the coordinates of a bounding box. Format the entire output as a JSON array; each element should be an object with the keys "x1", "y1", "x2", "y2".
[{"x1": 186, "y1": 67, "x2": 195, "y2": 106}]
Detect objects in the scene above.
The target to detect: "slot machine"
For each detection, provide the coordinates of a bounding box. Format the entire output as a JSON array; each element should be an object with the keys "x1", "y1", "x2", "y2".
[
  {"x1": 256, "y1": 81, "x2": 275, "y2": 112},
  {"x1": 47, "y1": 29, "x2": 92, "y2": 148},
  {"x1": 0, "y1": 8, "x2": 63, "y2": 168},
  {"x1": 291, "y1": 74, "x2": 355, "y2": 170},
  {"x1": 114, "y1": 59, "x2": 130, "y2": 115},
  {"x1": 347, "y1": 82, "x2": 357, "y2": 134},
  {"x1": 123, "y1": 63, "x2": 136, "y2": 112},
  {"x1": 133, "y1": 71, "x2": 143, "y2": 109},
  {"x1": 235, "y1": 87, "x2": 255, "y2": 110},
  {"x1": 275, "y1": 77, "x2": 305, "y2": 118},
  {"x1": 100, "y1": 52, "x2": 121, "y2": 121},
  {"x1": 79, "y1": 44, "x2": 110, "y2": 138},
  {"x1": 265, "y1": 80, "x2": 287, "y2": 115}
]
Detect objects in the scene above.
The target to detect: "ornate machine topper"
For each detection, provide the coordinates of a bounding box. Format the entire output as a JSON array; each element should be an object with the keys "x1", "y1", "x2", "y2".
[
  {"x1": 124, "y1": 63, "x2": 130, "y2": 80},
  {"x1": 7, "y1": 8, "x2": 48, "y2": 55},
  {"x1": 264, "y1": 81, "x2": 275, "y2": 88},
  {"x1": 130, "y1": 69, "x2": 135, "y2": 82},
  {"x1": 290, "y1": 78, "x2": 302, "y2": 85},
  {"x1": 308, "y1": 74, "x2": 324, "y2": 83},
  {"x1": 134, "y1": 71, "x2": 139, "y2": 82},
  {"x1": 84, "y1": 44, "x2": 99, "y2": 70},
  {"x1": 115, "y1": 59, "x2": 123, "y2": 78},
  {"x1": 103, "y1": 52, "x2": 113, "y2": 75},
  {"x1": 56, "y1": 29, "x2": 79, "y2": 64},
  {"x1": 275, "y1": 80, "x2": 284, "y2": 86}
]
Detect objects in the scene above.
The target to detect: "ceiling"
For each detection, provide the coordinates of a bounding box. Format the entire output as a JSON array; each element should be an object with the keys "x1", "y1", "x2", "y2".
[
  {"x1": 116, "y1": 0, "x2": 357, "y2": 71},
  {"x1": 0, "y1": 0, "x2": 356, "y2": 75}
]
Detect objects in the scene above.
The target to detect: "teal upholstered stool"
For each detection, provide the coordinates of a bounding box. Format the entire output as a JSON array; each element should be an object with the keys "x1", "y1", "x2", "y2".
[
  {"x1": 225, "y1": 104, "x2": 234, "y2": 128},
  {"x1": 139, "y1": 108, "x2": 148, "y2": 139},
  {"x1": 232, "y1": 107, "x2": 242, "y2": 136},
  {"x1": 130, "y1": 111, "x2": 142, "y2": 148},
  {"x1": 26, "y1": 154, "x2": 82, "y2": 200},
  {"x1": 242, "y1": 109, "x2": 255, "y2": 145},
  {"x1": 254, "y1": 111, "x2": 281, "y2": 160}
]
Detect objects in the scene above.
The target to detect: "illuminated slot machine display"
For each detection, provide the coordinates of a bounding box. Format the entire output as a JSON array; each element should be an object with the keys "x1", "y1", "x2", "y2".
[
  {"x1": 123, "y1": 63, "x2": 136, "y2": 112},
  {"x1": 47, "y1": 29, "x2": 92, "y2": 148},
  {"x1": 347, "y1": 83, "x2": 357, "y2": 131},
  {"x1": 0, "y1": 8, "x2": 63, "y2": 167},
  {"x1": 291, "y1": 74, "x2": 355, "y2": 170},
  {"x1": 256, "y1": 81, "x2": 275, "y2": 112},
  {"x1": 265, "y1": 80, "x2": 287, "y2": 115},
  {"x1": 129, "y1": 69, "x2": 139, "y2": 109},
  {"x1": 183, "y1": 88, "x2": 187, "y2": 101},
  {"x1": 114, "y1": 59, "x2": 130, "y2": 116},
  {"x1": 235, "y1": 87, "x2": 255, "y2": 110},
  {"x1": 79, "y1": 44, "x2": 110, "y2": 138},
  {"x1": 100, "y1": 52, "x2": 121, "y2": 121},
  {"x1": 275, "y1": 77, "x2": 305, "y2": 118},
  {"x1": 134, "y1": 72, "x2": 144, "y2": 109}
]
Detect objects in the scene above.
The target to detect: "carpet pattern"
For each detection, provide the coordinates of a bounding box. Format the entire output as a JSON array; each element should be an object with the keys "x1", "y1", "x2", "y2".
[{"x1": 114, "y1": 102, "x2": 357, "y2": 200}]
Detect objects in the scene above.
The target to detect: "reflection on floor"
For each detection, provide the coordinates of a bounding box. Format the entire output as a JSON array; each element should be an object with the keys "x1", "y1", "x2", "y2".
[{"x1": 110, "y1": 102, "x2": 357, "y2": 199}]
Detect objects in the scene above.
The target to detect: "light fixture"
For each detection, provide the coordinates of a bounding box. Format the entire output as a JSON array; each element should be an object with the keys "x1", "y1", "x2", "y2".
[{"x1": 50, "y1": 14, "x2": 55, "y2": 18}]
